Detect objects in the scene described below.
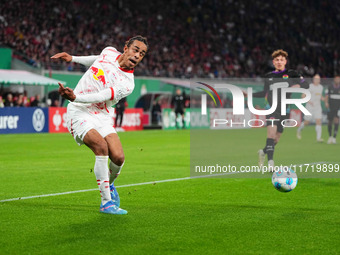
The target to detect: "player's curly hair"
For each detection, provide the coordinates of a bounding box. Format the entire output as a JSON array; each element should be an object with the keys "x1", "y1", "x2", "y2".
[
  {"x1": 272, "y1": 49, "x2": 288, "y2": 59},
  {"x1": 125, "y1": 35, "x2": 149, "y2": 52}
]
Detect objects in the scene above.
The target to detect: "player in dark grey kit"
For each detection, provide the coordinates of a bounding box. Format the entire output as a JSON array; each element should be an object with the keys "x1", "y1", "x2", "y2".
[
  {"x1": 172, "y1": 89, "x2": 186, "y2": 129},
  {"x1": 325, "y1": 76, "x2": 340, "y2": 144},
  {"x1": 252, "y1": 49, "x2": 308, "y2": 170}
]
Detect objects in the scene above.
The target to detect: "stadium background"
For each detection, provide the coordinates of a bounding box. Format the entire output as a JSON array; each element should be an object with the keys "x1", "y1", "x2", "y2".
[
  {"x1": 2, "y1": 0, "x2": 339, "y2": 131},
  {"x1": 1, "y1": 1, "x2": 340, "y2": 255}
]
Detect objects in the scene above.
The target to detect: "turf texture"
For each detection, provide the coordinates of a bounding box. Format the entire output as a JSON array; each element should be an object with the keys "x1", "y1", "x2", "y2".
[{"x1": 0, "y1": 127, "x2": 339, "y2": 254}]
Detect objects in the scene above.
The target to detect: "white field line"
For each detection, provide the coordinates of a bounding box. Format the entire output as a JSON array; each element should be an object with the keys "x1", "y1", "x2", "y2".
[
  {"x1": 0, "y1": 161, "x2": 332, "y2": 203},
  {"x1": 0, "y1": 172, "x2": 235, "y2": 203}
]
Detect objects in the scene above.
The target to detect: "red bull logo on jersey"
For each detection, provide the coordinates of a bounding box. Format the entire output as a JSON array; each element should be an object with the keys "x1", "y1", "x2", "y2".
[{"x1": 91, "y1": 66, "x2": 106, "y2": 86}]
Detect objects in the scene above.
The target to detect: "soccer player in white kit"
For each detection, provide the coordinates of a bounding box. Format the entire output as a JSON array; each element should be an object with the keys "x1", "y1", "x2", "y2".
[
  {"x1": 297, "y1": 74, "x2": 324, "y2": 142},
  {"x1": 51, "y1": 36, "x2": 148, "y2": 214}
]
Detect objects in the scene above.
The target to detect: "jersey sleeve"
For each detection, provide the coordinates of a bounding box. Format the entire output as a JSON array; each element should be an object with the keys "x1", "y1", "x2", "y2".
[
  {"x1": 71, "y1": 55, "x2": 99, "y2": 66},
  {"x1": 74, "y1": 87, "x2": 115, "y2": 103},
  {"x1": 289, "y1": 70, "x2": 308, "y2": 88},
  {"x1": 253, "y1": 75, "x2": 269, "y2": 97},
  {"x1": 101, "y1": 47, "x2": 121, "y2": 58}
]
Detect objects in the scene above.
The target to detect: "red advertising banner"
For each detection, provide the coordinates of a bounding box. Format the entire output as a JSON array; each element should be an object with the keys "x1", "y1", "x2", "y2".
[
  {"x1": 142, "y1": 112, "x2": 150, "y2": 126},
  {"x1": 113, "y1": 108, "x2": 144, "y2": 131},
  {"x1": 48, "y1": 107, "x2": 143, "y2": 133},
  {"x1": 49, "y1": 107, "x2": 68, "y2": 133}
]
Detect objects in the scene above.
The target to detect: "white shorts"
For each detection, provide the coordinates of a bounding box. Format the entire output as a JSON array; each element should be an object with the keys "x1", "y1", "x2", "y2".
[
  {"x1": 66, "y1": 103, "x2": 116, "y2": 146},
  {"x1": 304, "y1": 104, "x2": 322, "y2": 121}
]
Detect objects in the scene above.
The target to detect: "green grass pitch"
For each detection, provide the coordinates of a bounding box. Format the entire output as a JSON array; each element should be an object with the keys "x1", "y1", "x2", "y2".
[{"x1": 0, "y1": 127, "x2": 339, "y2": 254}]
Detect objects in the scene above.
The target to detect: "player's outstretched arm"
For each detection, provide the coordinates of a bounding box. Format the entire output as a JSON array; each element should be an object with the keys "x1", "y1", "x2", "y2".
[
  {"x1": 51, "y1": 52, "x2": 99, "y2": 66},
  {"x1": 51, "y1": 52, "x2": 72, "y2": 62},
  {"x1": 74, "y1": 88, "x2": 114, "y2": 103},
  {"x1": 71, "y1": 55, "x2": 99, "y2": 66},
  {"x1": 58, "y1": 83, "x2": 115, "y2": 104}
]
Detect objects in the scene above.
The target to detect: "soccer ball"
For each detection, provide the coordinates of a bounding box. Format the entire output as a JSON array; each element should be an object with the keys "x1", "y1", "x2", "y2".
[{"x1": 272, "y1": 167, "x2": 298, "y2": 192}]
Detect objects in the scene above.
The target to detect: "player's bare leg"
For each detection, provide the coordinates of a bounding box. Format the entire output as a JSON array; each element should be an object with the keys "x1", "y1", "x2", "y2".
[
  {"x1": 315, "y1": 119, "x2": 323, "y2": 142},
  {"x1": 84, "y1": 129, "x2": 109, "y2": 155},
  {"x1": 274, "y1": 132, "x2": 281, "y2": 145},
  {"x1": 84, "y1": 130, "x2": 127, "y2": 214},
  {"x1": 105, "y1": 133, "x2": 124, "y2": 181},
  {"x1": 83, "y1": 130, "x2": 110, "y2": 206},
  {"x1": 258, "y1": 125, "x2": 277, "y2": 171},
  {"x1": 297, "y1": 120, "x2": 309, "y2": 140},
  {"x1": 258, "y1": 148, "x2": 266, "y2": 169},
  {"x1": 266, "y1": 126, "x2": 277, "y2": 172},
  {"x1": 105, "y1": 133, "x2": 125, "y2": 207}
]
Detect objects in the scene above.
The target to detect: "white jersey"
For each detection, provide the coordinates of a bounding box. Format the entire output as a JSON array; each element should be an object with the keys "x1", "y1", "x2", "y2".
[
  {"x1": 308, "y1": 83, "x2": 323, "y2": 108},
  {"x1": 71, "y1": 47, "x2": 135, "y2": 115}
]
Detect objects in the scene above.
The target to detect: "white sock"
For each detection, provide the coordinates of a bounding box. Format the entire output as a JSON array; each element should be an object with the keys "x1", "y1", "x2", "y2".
[
  {"x1": 316, "y1": 125, "x2": 322, "y2": 140},
  {"x1": 298, "y1": 122, "x2": 305, "y2": 132},
  {"x1": 94, "y1": 156, "x2": 111, "y2": 205},
  {"x1": 109, "y1": 160, "x2": 124, "y2": 184}
]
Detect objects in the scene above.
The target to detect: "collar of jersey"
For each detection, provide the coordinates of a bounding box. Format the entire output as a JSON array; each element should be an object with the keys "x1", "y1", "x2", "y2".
[
  {"x1": 272, "y1": 69, "x2": 286, "y2": 74},
  {"x1": 115, "y1": 55, "x2": 134, "y2": 73}
]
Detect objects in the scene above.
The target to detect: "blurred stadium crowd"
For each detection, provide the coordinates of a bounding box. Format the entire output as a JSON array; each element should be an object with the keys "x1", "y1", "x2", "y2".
[
  {"x1": 0, "y1": 92, "x2": 42, "y2": 108},
  {"x1": 1, "y1": 0, "x2": 340, "y2": 78}
]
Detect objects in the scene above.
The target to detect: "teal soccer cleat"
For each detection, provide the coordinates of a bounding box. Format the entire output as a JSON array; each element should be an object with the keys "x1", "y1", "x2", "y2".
[
  {"x1": 110, "y1": 183, "x2": 120, "y2": 207},
  {"x1": 100, "y1": 200, "x2": 127, "y2": 215}
]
